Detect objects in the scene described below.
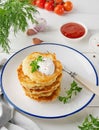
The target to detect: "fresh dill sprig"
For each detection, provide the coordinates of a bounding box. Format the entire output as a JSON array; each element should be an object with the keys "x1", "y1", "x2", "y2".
[
  {"x1": 0, "y1": 0, "x2": 38, "y2": 52},
  {"x1": 59, "y1": 80, "x2": 82, "y2": 104}
]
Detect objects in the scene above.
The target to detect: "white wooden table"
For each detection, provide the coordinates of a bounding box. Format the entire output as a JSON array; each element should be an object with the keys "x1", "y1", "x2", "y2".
[{"x1": 0, "y1": 0, "x2": 99, "y2": 129}]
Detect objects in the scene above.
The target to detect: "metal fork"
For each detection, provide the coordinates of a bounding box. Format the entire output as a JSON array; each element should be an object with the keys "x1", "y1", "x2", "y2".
[{"x1": 63, "y1": 66, "x2": 99, "y2": 96}]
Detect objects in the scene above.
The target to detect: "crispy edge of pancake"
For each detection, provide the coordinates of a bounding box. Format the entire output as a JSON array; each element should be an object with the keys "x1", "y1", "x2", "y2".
[
  {"x1": 22, "y1": 81, "x2": 60, "y2": 96},
  {"x1": 23, "y1": 86, "x2": 61, "y2": 102},
  {"x1": 23, "y1": 82, "x2": 60, "y2": 95}
]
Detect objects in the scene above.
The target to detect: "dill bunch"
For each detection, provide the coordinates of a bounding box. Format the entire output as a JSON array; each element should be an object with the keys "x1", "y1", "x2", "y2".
[{"x1": 0, "y1": 0, "x2": 38, "y2": 52}]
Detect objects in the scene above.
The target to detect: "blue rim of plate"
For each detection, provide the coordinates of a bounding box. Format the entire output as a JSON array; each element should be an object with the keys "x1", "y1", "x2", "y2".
[{"x1": 1, "y1": 43, "x2": 98, "y2": 119}]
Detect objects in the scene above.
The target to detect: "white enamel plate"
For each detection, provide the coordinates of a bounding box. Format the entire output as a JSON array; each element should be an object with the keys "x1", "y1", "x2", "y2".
[{"x1": 1, "y1": 43, "x2": 98, "y2": 119}]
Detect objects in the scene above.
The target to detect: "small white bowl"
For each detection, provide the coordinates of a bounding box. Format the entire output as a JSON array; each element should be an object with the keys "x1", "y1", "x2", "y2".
[{"x1": 60, "y1": 22, "x2": 88, "y2": 42}]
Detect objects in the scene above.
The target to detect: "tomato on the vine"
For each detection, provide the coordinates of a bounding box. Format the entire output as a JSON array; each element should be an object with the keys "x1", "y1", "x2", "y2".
[
  {"x1": 63, "y1": 1, "x2": 73, "y2": 11},
  {"x1": 54, "y1": 4, "x2": 64, "y2": 15},
  {"x1": 36, "y1": 0, "x2": 46, "y2": 8},
  {"x1": 33, "y1": 0, "x2": 73, "y2": 16},
  {"x1": 44, "y1": 1, "x2": 54, "y2": 11}
]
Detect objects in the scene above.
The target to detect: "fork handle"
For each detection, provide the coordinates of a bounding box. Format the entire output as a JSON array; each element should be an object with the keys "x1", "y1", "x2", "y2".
[{"x1": 73, "y1": 74, "x2": 99, "y2": 96}]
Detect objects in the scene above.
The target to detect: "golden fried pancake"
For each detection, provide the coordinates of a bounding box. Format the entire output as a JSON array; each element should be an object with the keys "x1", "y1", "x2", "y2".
[
  {"x1": 23, "y1": 80, "x2": 60, "y2": 96},
  {"x1": 23, "y1": 86, "x2": 54, "y2": 97},
  {"x1": 17, "y1": 52, "x2": 63, "y2": 102},
  {"x1": 22, "y1": 52, "x2": 62, "y2": 84},
  {"x1": 17, "y1": 64, "x2": 62, "y2": 89},
  {"x1": 24, "y1": 86, "x2": 60, "y2": 102}
]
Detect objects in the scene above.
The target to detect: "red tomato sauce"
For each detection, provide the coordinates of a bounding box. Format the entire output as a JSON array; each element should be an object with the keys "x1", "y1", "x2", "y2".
[{"x1": 61, "y1": 22, "x2": 85, "y2": 39}]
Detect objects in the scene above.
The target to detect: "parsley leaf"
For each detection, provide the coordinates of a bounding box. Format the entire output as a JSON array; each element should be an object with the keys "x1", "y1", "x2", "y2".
[
  {"x1": 78, "y1": 114, "x2": 99, "y2": 130},
  {"x1": 59, "y1": 80, "x2": 82, "y2": 104},
  {"x1": 0, "y1": 0, "x2": 38, "y2": 52},
  {"x1": 30, "y1": 56, "x2": 43, "y2": 72}
]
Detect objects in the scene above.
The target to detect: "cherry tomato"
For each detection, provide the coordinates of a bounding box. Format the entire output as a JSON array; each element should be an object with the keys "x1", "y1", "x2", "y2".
[
  {"x1": 36, "y1": 0, "x2": 46, "y2": 8},
  {"x1": 54, "y1": 5, "x2": 64, "y2": 15},
  {"x1": 63, "y1": 1, "x2": 73, "y2": 11},
  {"x1": 54, "y1": 0, "x2": 63, "y2": 4},
  {"x1": 44, "y1": 1, "x2": 54, "y2": 11}
]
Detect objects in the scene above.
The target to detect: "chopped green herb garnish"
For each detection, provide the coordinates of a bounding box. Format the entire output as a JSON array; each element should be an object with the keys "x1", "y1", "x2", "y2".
[
  {"x1": 30, "y1": 56, "x2": 43, "y2": 72},
  {"x1": 78, "y1": 114, "x2": 99, "y2": 130},
  {"x1": 59, "y1": 80, "x2": 82, "y2": 104},
  {"x1": 36, "y1": 55, "x2": 43, "y2": 62}
]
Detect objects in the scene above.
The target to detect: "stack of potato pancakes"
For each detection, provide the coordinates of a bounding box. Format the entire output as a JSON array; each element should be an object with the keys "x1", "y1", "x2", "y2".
[{"x1": 17, "y1": 52, "x2": 63, "y2": 102}]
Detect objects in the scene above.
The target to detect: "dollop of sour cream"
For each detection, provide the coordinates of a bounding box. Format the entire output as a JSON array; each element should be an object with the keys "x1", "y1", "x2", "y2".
[{"x1": 38, "y1": 57, "x2": 55, "y2": 75}]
